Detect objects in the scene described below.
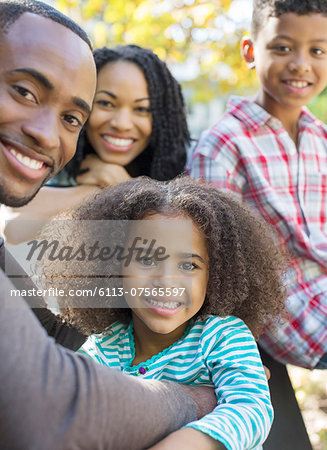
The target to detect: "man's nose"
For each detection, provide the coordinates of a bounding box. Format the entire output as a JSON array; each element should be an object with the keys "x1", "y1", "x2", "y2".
[{"x1": 21, "y1": 108, "x2": 60, "y2": 151}]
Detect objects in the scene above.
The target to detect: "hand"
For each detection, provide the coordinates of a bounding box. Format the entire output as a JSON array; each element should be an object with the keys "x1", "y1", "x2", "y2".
[
  {"x1": 76, "y1": 154, "x2": 131, "y2": 187},
  {"x1": 147, "y1": 428, "x2": 225, "y2": 450},
  {"x1": 264, "y1": 365, "x2": 271, "y2": 380},
  {"x1": 179, "y1": 385, "x2": 217, "y2": 419}
]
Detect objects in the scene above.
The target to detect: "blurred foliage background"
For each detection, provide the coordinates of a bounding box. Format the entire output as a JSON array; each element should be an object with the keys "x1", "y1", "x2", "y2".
[
  {"x1": 54, "y1": 0, "x2": 256, "y2": 103},
  {"x1": 54, "y1": 0, "x2": 327, "y2": 123}
]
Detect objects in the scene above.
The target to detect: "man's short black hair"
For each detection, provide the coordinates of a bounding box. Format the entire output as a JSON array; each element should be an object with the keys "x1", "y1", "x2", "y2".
[
  {"x1": 0, "y1": 0, "x2": 92, "y2": 49},
  {"x1": 252, "y1": 0, "x2": 327, "y2": 38}
]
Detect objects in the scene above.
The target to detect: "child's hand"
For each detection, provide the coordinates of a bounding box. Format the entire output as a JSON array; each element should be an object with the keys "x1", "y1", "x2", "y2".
[
  {"x1": 147, "y1": 428, "x2": 226, "y2": 450},
  {"x1": 264, "y1": 365, "x2": 271, "y2": 380}
]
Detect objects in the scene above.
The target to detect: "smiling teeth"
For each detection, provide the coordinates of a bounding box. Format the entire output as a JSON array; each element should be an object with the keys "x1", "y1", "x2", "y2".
[
  {"x1": 9, "y1": 149, "x2": 43, "y2": 170},
  {"x1": 286, "y1": 81, "x2": 309, "y2": 88},
  {"x1": 103, "y1": 136, "x2": 134, "y2": 147},
  {"x1": 146, "y1": 298, "x2": 182, "y2": 309}
]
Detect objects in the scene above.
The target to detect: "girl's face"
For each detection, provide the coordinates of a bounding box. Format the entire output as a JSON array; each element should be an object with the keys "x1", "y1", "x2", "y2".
[
  {"x1": 86, "y1": 60, "x2": 152, "y2": 167},
  {"x1": 123, "y1": 214, "x2": 209, "y2": 341}
]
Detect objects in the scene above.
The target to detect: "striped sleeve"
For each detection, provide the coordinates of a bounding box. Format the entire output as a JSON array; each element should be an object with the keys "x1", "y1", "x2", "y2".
[{"x1": 184, "y1": 317, "x2": 273, "y2": 450}]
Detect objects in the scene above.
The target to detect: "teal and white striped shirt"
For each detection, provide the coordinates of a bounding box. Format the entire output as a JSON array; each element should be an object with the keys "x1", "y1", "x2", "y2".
[{"x1": 79, "y1": 315, "x2": 272, "y2": 450}]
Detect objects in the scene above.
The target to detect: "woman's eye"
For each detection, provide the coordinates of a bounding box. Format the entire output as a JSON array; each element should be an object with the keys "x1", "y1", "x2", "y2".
[
  {"x1": 135, "y1": 106, "x2": 151, "y2": 114},
  {"x1": 13, "y1": 85, "x2": 37, "y2": 103},
  {"x1": 96, "y1": 100, "x2": 114, "y2": 107},
  {"x1": 179, "y1": 261, "x2": 196, "y2": 271}
]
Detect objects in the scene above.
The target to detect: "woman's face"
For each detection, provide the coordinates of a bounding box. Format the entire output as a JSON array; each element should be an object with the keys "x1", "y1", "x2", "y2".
[{"x1": 86, "y1": 60, "x2": 152, "y2": 166}]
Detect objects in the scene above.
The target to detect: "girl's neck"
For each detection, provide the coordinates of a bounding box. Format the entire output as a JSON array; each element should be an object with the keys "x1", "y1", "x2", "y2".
[{"x1": 131, "y1": 313, "x2": 189, "y2": 365}]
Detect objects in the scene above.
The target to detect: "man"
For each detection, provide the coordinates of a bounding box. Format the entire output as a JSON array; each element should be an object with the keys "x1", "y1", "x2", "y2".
[{"x1": 0, "y1": 2, "x2": 214, "y2": 448}]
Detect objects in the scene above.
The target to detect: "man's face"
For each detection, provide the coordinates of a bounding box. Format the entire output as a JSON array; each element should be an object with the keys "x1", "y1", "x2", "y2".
[{"x1": 0, "y1": 13, "x2": 96, "y2": 207}]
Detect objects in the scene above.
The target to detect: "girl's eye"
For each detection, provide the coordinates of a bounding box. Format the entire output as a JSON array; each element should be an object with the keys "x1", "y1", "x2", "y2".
[
  {"x1": 13, "y1": 85, "x2": 37, "y2": 103},
  {"x1": 179, "y1": 261, "x2": 196, "y2": 271},
  {"x1": 138, "y1": 257, "x2": 156, "y2": 267},
  {"x1": 63, "y1": 114, "x2": 82, "y2": 129}
]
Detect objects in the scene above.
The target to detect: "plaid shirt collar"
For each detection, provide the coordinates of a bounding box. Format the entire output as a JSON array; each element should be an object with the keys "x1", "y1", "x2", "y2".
[{"x1": 226, "y1": 95, "x2": 321, "y2": 132}]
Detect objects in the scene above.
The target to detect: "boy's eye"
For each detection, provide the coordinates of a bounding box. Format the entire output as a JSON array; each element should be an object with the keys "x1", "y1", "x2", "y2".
[
  {"x1": 312, "y1": 48, "x2": 324, "y2": 56},
  {"x1": 13, "y1": 85, "x2": 37, "y2": 103},
  {"x1": 179, "y1": 261, "x2": 196, "y2": 271},
  {"x1": 275, "y1": 45, "x2": 291, "y2": 53}
]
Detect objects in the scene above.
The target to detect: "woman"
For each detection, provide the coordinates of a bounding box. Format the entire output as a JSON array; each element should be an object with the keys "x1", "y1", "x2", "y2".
[{"x1": 2, "y1": 45, "x2": 190, "y2": 243}]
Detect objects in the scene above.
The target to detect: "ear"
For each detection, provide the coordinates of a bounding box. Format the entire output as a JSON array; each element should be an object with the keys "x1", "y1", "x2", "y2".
[{"x1": 241, "y1": 37, "x2": 255, "y2": 69}]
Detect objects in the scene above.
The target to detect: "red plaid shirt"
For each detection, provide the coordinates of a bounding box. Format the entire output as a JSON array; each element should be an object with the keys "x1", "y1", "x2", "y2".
[{"x1": 187, "y1": 96, "x2": 327, "y2": 369}]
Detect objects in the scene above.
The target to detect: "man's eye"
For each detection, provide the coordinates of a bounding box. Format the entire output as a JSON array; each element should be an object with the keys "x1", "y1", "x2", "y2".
[
  {"x1": 13, "y1": 85, "x2": 36, "y2": 102},
  {"x1": 64, "y1": 115, "x2": 82, "y2": 128},
  {"x1": 179, "y1": 261, "x2": 196, "y2": 271}
]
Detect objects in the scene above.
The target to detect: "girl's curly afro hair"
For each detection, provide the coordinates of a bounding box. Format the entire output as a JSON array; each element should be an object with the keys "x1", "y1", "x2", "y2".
[{"x1": 42, "y1": 176, "x2": 287, "y2": 339}]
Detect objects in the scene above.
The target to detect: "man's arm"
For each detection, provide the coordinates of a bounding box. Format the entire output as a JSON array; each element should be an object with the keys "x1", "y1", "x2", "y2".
[
  {"x1": 0, "y1": 269, "x2": 198, "y2": 450},
  {"x1": 0, "y1": 240, "x2": 86, "y2": 350},
  {"x1": 2, "y1": 185, "x2": 99, "y2": 244}
]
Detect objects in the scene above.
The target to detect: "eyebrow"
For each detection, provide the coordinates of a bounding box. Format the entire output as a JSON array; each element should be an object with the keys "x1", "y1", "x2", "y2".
[
  {"x1": 179, "y1": 253, "x2": 206, "y2": 263},
  {"x1": 97, "y1": 90, "x2": 150, "y2": 103},
  {"x1": 13, "y1": 68, "x2": 91, "y2": 116},
  {"x1": 273, "y1": 35, "x2": 327, "y2": 43},
  {"x1": 12, "y1": 68, "x2": 54, "y2": 90},
  {"x1": 72, "y1": 96, "x2": 91, "y2": 116}
]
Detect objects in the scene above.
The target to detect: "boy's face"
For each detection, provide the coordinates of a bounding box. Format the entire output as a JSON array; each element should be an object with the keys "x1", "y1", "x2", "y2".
[{"x1": 242, "y1": 13, "x2": 327, "y2": 120}]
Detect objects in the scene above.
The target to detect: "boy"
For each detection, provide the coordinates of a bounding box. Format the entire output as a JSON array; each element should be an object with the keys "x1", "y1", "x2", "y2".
[{"x1": 188, "y1": 0, "x2": 327, "y2": 373}]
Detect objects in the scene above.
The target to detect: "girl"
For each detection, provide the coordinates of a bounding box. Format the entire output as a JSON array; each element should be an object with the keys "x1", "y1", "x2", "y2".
[
  {"x1": 43, "y1": 177, "x2": 286, "y2": 450},
  {"x1": 2, "y1": 45, "x2": 190, "y2": 242}
]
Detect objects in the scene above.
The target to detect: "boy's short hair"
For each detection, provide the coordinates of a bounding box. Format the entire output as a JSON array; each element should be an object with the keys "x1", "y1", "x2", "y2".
[
  {"x1": 0, "y1": 0, "x2": 92, "y2": 49},
  {"x1": 251, "y1": 0, "x2": 327, "y2": 38}
]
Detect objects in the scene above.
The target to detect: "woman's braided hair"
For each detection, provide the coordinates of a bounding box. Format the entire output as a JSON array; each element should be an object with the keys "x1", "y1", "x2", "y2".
[{"x1": 66, "y1": 45, "x2": 190, "y2": 181}]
